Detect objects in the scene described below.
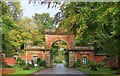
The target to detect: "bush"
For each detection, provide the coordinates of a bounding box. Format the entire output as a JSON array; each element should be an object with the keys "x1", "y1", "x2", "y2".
[
  {"x1": 88, "y1": 61, "x2": 97, "y2": 71},
  {"x1": 54, "y1": 57, "x2": 63, "y2": 63},
  {"x1": 17, "y1": 57, "x2": 25, "y2": 67},
  {"x1": 41, "y1": 60, "x2": 46, "y2": 67},
  {"x1": 74, "y1": 59, "x2": 81, "y2": 68},
  {"x1": 90, "y1": 64, "x2": 97, "y2": 71},
  {"x1": 31, "y1": 60, "x2": 34, "y2": 66},
  {"x1": 37, "y1": 58, "x2": 41, "y2": 66},
  {"x1": 97, "y1": 61, "x2": 105, "y2": 68},
  {"x1": 23, "y1": 65, "x2": 30, "y2": 70},
  {"x1": 2, "y1": 62, "x2": 14, "y2": 68}
]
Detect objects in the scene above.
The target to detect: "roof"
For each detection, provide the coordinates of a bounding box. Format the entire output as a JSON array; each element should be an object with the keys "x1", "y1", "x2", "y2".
[
  {"x1": 72, "y1": 46, "x2": 94, "y2": 51},
  {"x1": 25, "y1": 46, "x2": 94, "y2": 51},
  {"x1": 25, "y1": 46, "x2": 44, "y2": 51},
  {"x1": 94, "y1": 53, "x2": 108, "y2": 56}
]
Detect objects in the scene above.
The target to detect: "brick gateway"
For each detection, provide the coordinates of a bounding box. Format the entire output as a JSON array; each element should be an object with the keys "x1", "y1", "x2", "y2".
[{"x1": 25, "y1": 32, "x2": 96, "y2": 68}]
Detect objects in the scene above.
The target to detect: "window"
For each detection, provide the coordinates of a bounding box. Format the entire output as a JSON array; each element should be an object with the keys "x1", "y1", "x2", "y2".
[
  {"x1": 32, "y1": 56, "x2": 37, "y2": 64},
  {"x1": 82, "y1": 57, "x2": 87, "y2": 64}
]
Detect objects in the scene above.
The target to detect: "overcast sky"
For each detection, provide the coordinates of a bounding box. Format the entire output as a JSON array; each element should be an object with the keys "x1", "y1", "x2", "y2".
[{"x1": 20, "y1": 0, "x2": 60, "y2": 18}]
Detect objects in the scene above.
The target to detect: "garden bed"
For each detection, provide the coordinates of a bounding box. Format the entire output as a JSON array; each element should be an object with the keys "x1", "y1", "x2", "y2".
[
  {"x1": 2, "y1": 68, "x2": 16, "y2": 74},
  {"x1": 2, "y1": 67, "x2": 44, "y2": 76}
]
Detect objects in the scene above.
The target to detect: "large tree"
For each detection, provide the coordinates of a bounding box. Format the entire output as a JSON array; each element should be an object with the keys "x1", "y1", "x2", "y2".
[
  {"x1": 54, "y1": 2, "x2": 119, "y2": 67},
  {"x1": 1, "y1": 2, "x2": 22, "y2": 56},
  {"x1": 32, "y1": 13, "x2": 54, "y2": 44},
  {"x1": 8, "y1": 17, "x2": 44, "y2": 53}
]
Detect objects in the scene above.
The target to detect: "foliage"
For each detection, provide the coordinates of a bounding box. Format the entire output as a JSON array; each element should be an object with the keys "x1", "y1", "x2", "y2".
[
  {"x1": 74, "y1": 59, "x2": 81, "y2": 68},
  {"x1": 1, "y1": 2, "x2": 22, "y2": 56},
  {"x1": 37, "y1": 58, "x2": 41, "y2": 66},
  {"x1": 41, "y1": 60, "x2": 46, "y2": 67},
  {"x1": 2, "y1": 62, "x2": 14, "y2": 68},
  {"x1": 1, "y1": 2, "x2": 53, "y2": 56},
  {"x1": 17, "y1": 57, "x2": 25, "y2": 67},
  {"x1": 31, "y1": 60, "x2": 34, "y2": 66},
  {"x1": 9, "y1": 17, "x2": 45, "y2": 52},
  {"x1": 88, "y1": 61, "x2": 96, "y2": 66},
  {"x1": 10, "y1": 67, "x2": 44, "y2": 75},
  {"x1": 54, "y1": 56, "x2": 63, "y2": 63},
  {"x1": 79, "y1": 67, "x2": 117, "y2": 75},
  {"x1": 54, "y1": 2, "x2": 119, "y2": 68},
  {"x1": 51, "y1": 41, "x2": 67, "y2": 64},
  {"x1": 88, "y1": 61, "x2": 97, "y2": 71},
  {"x1": 97, "y1": 61, "x2": 105, "y2": 68},
  {"x1": 23, "y1": 65, "x2": 31, "y2": 70}
]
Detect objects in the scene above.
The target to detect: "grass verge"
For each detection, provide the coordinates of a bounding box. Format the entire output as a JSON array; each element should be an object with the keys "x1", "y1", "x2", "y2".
[
  {"x1": 78, "y1": 67, "x2": 119, "y2": 76},
  {"x1": 3, "y1": 66, "x2": 44, "y2": 76}
]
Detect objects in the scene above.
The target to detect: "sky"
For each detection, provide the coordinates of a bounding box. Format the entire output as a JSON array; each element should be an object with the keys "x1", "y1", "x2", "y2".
[{"x1": 20, "y1": 0, "x2": 60, "y2": 18}]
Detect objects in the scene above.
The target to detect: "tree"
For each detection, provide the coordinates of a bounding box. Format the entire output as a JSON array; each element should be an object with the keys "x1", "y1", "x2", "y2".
[
  {"x1": 32, "y1": 13, "x2": 54, "y2": 44},
  {"x1": 54, "y1": 2, "x2": 119, "y2": 68},
  {"x1": 32, "y1": 13, "x2": 54, "y2": 33},
  {"x1": 1, "y1": 2, "x2": 22, "y2": 57},
  {"x1": 8, "y1": 17, "x2": 44, "y2": 53}
]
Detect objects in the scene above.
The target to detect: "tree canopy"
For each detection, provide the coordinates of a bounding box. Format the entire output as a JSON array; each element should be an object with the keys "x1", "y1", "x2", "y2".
[{"x1": 54, "y1": 2, "x2": 119, "y2": 59}]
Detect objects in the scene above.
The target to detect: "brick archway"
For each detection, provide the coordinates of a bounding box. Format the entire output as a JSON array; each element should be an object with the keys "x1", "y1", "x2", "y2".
[
  {"x1": 50, "y1": 39, "x2": 70, "y2": 49},
  {"x1": 44, "y1": 34, "x2": 76, "y2": 67},
  {"x1": 45, "y1": 35, "x2": 75, "y2": 50}
]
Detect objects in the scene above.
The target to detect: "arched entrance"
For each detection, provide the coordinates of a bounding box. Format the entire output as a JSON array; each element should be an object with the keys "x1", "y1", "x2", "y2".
[
  {"x1": 50, "y1": 40, "x2": 69, "y2": 67},
  {"x1": 45, "y1": 35, "x2": 74, "y2": 50},
  {"x1": 44, "y1": 34, "x2": 76, "y2": 67}
]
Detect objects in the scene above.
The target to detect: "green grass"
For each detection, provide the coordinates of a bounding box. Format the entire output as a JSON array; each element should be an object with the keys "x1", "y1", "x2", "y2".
[
  {"x1": 4, "y1": 66, "x2": 44, "y2": 76},
  {"x1": 78, "y1": 67, "x2": 119, "y2": 76}
]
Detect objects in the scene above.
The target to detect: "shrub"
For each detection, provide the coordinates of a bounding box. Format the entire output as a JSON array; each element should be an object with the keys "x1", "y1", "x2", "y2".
[
  {"x1": 88, "y1": 61, "x2": 95, "y2": 66},
  {"x1": 74, "y1": 59, "x2": 81, "y2": 68},
  {"x1": 88, "y1": 61, "x2": 97, "y2": 71},
  {"x1": 2, "y1": 62, "x2": 14, "y2": 68},
  {"x1": 54, "y1": 57, "x2": 63, "y2": 63},
  {"x1": 37, "y1": 58, "x2": 41, "y2": 66},
  {"x1": 90, "y1": 64, "x2": 97, "y2": 71},
  {"x1": 41, "y1": 60, "x2": 46, "y2": 67},
  {"x1": 97, "y1": 61, "x2": 105, "y2": 68},
  {"x1": 23, "y1": 65, "x2": 30, "y2": 70},
  {"x1": 17, "y1": 57, "x2": 25, "y2": 67},
  {"x1": 31, "y1": 60, "x2": 34, "y2": 66}
]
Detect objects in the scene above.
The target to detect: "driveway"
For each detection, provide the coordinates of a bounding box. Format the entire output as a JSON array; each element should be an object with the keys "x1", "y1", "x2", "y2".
[{"x1": 28, "y1": 64, "x2": 88, "y2": 76}]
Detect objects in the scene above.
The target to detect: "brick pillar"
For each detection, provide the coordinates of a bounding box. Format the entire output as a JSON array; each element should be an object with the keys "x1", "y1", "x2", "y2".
[
  {"x1": 68, "y1": 51, "x2": 75, "y2": 67},
  {"x1": 44, "y1": 50, "x2": 51, "y2": 67}
]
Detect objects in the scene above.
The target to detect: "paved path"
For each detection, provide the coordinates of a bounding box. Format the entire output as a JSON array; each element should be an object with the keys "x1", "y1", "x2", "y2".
[{"x1": 29, "y1": 64, "x2": 88, "y2": 76}]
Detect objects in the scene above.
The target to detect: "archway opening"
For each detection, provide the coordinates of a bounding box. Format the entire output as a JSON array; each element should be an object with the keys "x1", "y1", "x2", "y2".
[{"x1": 51, "y1": 40, "x2": 69, "y2": 67}]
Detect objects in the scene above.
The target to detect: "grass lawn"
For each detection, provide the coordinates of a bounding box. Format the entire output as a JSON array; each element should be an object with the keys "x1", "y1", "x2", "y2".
[
  {"x1": 4, "y1": 66, "x2": 44, "y2": 76},
  {"x1": 78, "y1": 67, "x2": 119, "y2": 76}
]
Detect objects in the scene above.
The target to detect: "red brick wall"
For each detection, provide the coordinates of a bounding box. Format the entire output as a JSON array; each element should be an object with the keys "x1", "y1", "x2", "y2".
[
  {"x1": 45, "y1": 35, "x2": 74, "y2": 49},
  {"x1": 27, "y1": 52, "x2": 32, "y2": 61},
  {"x1": 26, "y1": 51, "x2": 44, "y2": 62},
  {"x1": 94, "y1": 55, "x2": 104, "y2": 63},
  {"x1": 88, "y1": 53, "x2": 94, "y2": 61},
  {"x1": 2, "y1": 58, "x2": 16, "y2": 65},
  {"x1": 18, "y1": 54, "x2": 26, "y2": 61},
  {"x1": 76, "y1": 52, "x2": 82, "y2": 61},
  {"x1": 105, "y1": 59, "x2": 118, "y2": 67},
  {"x1": 76, "y1": 51, "x2": 94, "y2": 62},
  {"x1": 38, "y1": 53, "x2": 43, "y2": 59}
]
